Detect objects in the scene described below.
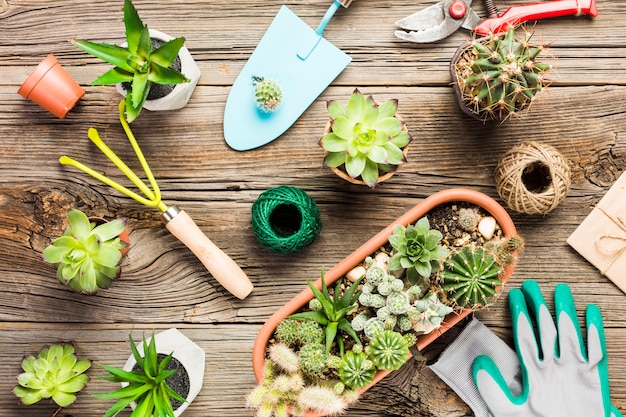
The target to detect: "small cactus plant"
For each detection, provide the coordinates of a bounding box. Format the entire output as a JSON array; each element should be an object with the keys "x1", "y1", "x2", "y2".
[
  {"x1": 252, "y1": 75, "x2": 283, "y2": 112},
  {"x1": 320, "y1": 89, "x2": 412, "y2": 188},
  {"x1": 451, "y1": 26, "x2": 552, "y2": 122},
  {"x1": 338, "y1": 348, "x2": 376, "y2": 389},
  {"x1": 365, "y1": 330, "x2": 410, "y2": 371},
  {"x1": 442, "y1": 246, "x2": 503, "y2": 309}
]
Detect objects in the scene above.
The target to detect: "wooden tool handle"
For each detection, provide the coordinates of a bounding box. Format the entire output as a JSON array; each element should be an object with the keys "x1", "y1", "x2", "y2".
[{"x1": 163, "y1": 207, "x2": 253, "y2": 300}]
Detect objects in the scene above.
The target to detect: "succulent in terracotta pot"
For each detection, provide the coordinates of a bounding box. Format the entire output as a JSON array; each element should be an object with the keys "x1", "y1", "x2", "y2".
[
  {"x1": 43, "y1": 209, "x2": 129, "y2": 295},
  {"x1": 320, "y1": 89, "x2": 412, "y2": 188},
  {"x1": 450, "y1": 26, "x2": 552, "y2": 122},
  {"x1": 249, "y1": 188, "x2": 520, "y2": 417},
  {"x1": 71, "y1": 0, "x2": 200, "y2": 122}
]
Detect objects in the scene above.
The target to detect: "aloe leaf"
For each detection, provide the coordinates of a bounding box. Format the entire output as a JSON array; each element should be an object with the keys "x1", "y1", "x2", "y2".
[
  {"x1": 150, "y1": 37, "x2": 185, "y2": 67},
  {"x1": 148, "y1": 63, "x2": 189, "y2": 85},
  {"x1": 123, "y1": 0, "x2": 145, "y2": 54},
  {"x1": 92, "y1": 67, "x2": 134, "y2": 86},
  {"x1": 71, "y1": 40, "x2": 134, "y2": 73}
]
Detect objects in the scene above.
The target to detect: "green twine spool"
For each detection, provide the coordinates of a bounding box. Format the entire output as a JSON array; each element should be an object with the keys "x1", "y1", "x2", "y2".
[{"x1": 251, "y1": 186, "x2": 322, "y2": 255}]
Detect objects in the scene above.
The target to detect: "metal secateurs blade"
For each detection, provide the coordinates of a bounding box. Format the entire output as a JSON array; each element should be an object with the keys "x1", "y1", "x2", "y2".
[{"x1": 395, "y1": 0, "x2": 598, "y2": 43}]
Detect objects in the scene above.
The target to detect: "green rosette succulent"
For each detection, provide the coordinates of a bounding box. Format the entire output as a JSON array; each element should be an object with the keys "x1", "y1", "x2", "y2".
[
  {"x1": 388, "y1": 217, "x2": 450, "y2": 284},
  {"x1": 320, "y1": 89, "x2": 412, "y2": 188},
  {"x1": 43, "y1": 209, "x2": 127, "y2": 295},
  {"x1": 71, "y1": 0, "x2": 190, "y2": 122},
  {"x1": 13, "y1": 343, "x2": 91, "y2": 407}
]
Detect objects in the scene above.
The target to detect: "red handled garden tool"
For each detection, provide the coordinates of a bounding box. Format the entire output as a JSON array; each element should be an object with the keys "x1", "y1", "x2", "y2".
[
  {"x1": 394, "y1": 0, "x2": 597, "y2": 43},
  {"x1": 60, "y1": 101, "x2": 254, "y2": 300}
]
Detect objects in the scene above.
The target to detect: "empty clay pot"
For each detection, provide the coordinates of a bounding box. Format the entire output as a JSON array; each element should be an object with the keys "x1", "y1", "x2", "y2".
[{"x1": 18, "y1": 54, "x2": 85, "y2": 118}]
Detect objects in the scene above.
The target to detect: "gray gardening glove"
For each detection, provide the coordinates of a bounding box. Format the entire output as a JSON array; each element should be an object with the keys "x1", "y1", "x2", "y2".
[
  {"x1": 430, "y1": 317, "x2": 522, "y2": 417},
  {"x1": 473, "y1": 280, "x2": 623, "y2": 417}
]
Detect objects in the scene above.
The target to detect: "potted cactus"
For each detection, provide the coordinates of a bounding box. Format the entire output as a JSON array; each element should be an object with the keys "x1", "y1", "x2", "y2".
[
  {"x1": 248, "y1": 188, "x2": 520, "y2": 416},
  {"x1": 450, "y1": 26, "x2": 552, "y2": 122},
  {"x1": 71, "y1": 0, "x2": 201, "y2": 123},
  {"x1": 42, "y1": 209, "x2": 129, "y2": 295},
  {"x1": 13, "y1": 343, "x2": 91, "y2": 417},
  {"x1": 95, "y1": 329, "x2": 205, "y2": 417},
  {"x1": 320, "y1": 89, "x2": 412, "y2": 188}
]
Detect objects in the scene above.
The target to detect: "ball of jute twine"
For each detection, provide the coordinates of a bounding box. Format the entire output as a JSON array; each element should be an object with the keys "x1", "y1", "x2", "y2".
[
  {"x1": 494, "y1": 141, "x2": 571, "y2": 215},
  {"x1": 251, "y1": 186, "x2": 322, "y2": 254}
]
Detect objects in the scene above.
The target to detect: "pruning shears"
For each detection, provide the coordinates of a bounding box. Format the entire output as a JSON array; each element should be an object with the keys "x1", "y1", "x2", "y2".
[{"x1": 394, "y1": 0, "x2": 598, "y2": 43}]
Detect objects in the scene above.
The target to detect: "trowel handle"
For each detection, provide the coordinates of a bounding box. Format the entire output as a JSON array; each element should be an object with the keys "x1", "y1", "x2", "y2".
[{"x1": 162, "y1": 206, "x2": 254, "y2": 300}]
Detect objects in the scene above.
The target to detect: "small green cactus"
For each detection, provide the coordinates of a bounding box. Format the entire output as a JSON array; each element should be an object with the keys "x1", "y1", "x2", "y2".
[
  {"x1": 388, "y1": 217, "x2": 450, "y2": 283},
  {"x1": 252, "y1": 76, "x2": 283, "y2": 112},
  {"x1": 339, "y1": 350, "x2": 376, "y2": 389},
  {"x1": 275, "y1": 319, "x2": 300, "y2": 346},
  {"x1": 366, "y1": 330, "x2": 410, "y2": 371},
  {"x1": 289, "y1": 272, "x2": 363, "y2": 355},
  {"x1": 458, "y1": 207, "x2": 481, "y2": 231},
  {"x1": 452, "y1": 26, "x2": 551, "y2": 121},
  {"x1": 299, "y1": 343, "x2": 329, "y2": 376},
  {"x1": 442, "y1": 246, "x2": 503, "y2": 309}
]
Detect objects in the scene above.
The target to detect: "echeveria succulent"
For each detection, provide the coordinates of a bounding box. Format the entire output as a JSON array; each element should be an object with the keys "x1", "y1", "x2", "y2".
[
  {"x1": 388, "y1": 217, "x2": 449, "y2": 283},
  {"x1": 71, "y1": 0, "x2": 189, "y2": 122},
  {"x1": 43, "y1": 209, "x2": 127, "y2": 294},
  {"x1": 13, "y1": 343, "x2": 91, "y2": 407},
  {"x1": 320, "y1": 89, "x2": 412, "y2": 187}
]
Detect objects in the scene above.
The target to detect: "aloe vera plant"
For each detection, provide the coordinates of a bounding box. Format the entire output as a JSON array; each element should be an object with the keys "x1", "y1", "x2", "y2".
[{"x1": 71, "y1": 0, "x2": 189, "y2": 122}]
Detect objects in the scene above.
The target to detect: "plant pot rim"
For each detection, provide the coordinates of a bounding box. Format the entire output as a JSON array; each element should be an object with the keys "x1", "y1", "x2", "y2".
[
  {"x1": 252, "y1": 188, "x2": 517, "y2": 416},
  {"x1": 18, "y1": 54, "x2": 59, "y2": 98}
]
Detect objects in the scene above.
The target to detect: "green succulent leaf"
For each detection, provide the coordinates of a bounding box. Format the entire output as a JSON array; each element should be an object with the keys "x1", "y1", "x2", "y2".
[
  {"x1": 72, "y1": 40, "x2": 134, "y2": 73},
  {"x1": 327, "y1": 100, "x2": 348, "y2": 119},
  {"x1": 151, "y1": 37, "x2": 186, "y2": 68},
  {"x1": 320, "y1": 133, "x2": 347, "y2": 153}
]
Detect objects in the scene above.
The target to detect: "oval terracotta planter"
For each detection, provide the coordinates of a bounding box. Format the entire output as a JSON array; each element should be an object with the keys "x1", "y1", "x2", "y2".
[
  {"x1": 18, "y1": 54, "x2": 85, "y2": 119},
  {"x1": 252, "y1": 188, "x2": 517, "y2": 417}
]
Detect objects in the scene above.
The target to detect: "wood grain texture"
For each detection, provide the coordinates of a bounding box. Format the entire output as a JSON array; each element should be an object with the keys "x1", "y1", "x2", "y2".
[{"x1": 1, "y1": 0, "x2": 626, "y2": 415}]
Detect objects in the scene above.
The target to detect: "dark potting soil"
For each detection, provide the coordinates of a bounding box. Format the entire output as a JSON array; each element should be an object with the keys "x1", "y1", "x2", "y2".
[
  {"x1": 132, "y1": 353, "x2": 190, "y2": 410},
  {"x1": 121, "y1": 38, "x2": 183, "y2": 100}
]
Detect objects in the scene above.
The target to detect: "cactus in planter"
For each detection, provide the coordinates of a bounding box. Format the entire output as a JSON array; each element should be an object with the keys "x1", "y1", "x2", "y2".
[
  {"x1": 442, "y1": 246, "x2": 503, "y2": 309},
  {"x1": 289, "y1": 273, "x2": 363, "y2": 355},
  {"x1": 338, "y1": 348, "x2": 376, "y2": 389},
  {"x1": 366, "y1": 330, "x2": 412, "y2": 371},
  {"x1": 451, "y1": 26, "x2": 552, "y2": 122},
  {"x1": 320, "y1": 89, "x2": 412, "y2": 188}
]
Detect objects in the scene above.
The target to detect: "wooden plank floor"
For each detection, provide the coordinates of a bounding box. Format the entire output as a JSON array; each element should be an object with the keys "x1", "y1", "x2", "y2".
[{"x1": 2, "y1": 0, "x2": 626, "y2": 416}]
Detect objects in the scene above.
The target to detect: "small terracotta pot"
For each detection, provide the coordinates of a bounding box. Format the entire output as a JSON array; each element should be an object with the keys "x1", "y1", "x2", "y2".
[
  {"x1": 252, "y1": 188, "x2": 517, "y2": 417},
  {"x1": 18, "y1": 54, "x2": 84, "y2": 118},
  {"x1": 322, "y1": 116, "x2": 411, "y2": 188}
]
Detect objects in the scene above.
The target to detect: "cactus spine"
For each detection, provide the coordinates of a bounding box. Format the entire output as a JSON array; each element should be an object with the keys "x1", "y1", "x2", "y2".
[{"x1": 453, "y1": 26, "x2": 551, "y2": 121}]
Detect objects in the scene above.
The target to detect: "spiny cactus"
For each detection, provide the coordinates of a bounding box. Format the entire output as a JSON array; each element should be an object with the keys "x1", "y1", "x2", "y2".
[
  {"x1": 442, "y1": 246, "x2": 503, "y2": 309},
  {"x1": 458, "y1": 207, "x2": 481, "y2": 231},
  {"x1": 299, "y1": 343, "x2": 329, "y2": 376},
  {"x1": 13, "y1": 343, "x2": 91, "y2": 407},
  {"x1": 268, "y1": 343, "x2": 300, "y2": 374},
  {"x1": 366, "y1": 330, "x2": 410, "y2": 371},
  {"x1": 297, "y1": 385, "x2": 354, "y2": 416},
  {"x1": 388, "y1": 216, "x2": 450, "y2": 283},
  {"x1": 452, "y1": 26, "x2": 551, "y2": 121},
  {"x1": 339, "y1": 349, "x2": 376, "y2": 389},
  {"x1": 275, "y1": 319, "x2": 299, "y2": 346}
]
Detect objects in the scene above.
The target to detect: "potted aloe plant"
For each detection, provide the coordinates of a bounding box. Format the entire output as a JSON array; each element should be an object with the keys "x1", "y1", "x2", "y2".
[
  {"x1": 42, "y1": 209, "x2": 129, "y2": 295},
  {"x1": 71, "y1": 0, "x2": 201, "y2": 123},
  {"x1": 95, "y1": 329, "x2": 205, "y2": 417},
  {"x1": 248, "y1": 188, "x2": 521, "y2": 416},
  {"x1": 450, "y1": 26, "x2": 552, "y2": 122},
  {"x1": 13, "y1": 343, "x2": 91, "y2": 417},
  {"x1": 320, "y1": 89, "x2": 412, "y2": 188}
]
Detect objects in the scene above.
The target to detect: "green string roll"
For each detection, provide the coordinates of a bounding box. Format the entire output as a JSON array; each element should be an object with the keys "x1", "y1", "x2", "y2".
[{"x1": 251, "y1": 186, "x2": 322, "y2": 254}]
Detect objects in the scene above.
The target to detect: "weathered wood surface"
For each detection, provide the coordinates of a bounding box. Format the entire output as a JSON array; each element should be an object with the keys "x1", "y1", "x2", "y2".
[{"x1": 2, "y1": 0, "x2": 626, "y2": 416}]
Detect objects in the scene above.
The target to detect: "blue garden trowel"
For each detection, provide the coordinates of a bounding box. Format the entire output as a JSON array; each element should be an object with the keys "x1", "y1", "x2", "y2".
[{"x1": 224, "y1": 0, "x2": 353, "y2": 151}]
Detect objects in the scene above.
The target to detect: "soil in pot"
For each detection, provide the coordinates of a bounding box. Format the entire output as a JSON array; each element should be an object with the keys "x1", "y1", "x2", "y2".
[
  {"x1": 132, "y1": 353, "x2": 190, "y2": 410},
  {"x1": 121, "y1": 38, "x2": 182, "y2": 100}
]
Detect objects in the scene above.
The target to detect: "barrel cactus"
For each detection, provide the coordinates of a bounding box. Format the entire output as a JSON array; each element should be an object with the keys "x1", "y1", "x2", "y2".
[
  {"x1": 339, "y1": 348, "x2": 376, "y2": 389},
  {"x1": 252, "y1": 75, "x2": 283, "y2": 112},
  {"x1": 442, "y1": 246, "x2": 503, "y2": 309},
  {"x1": 366, "y1": 330, "x2": 410, "y2": 371},
  {"x1": 451, "y1": 26, "x2": 552, "y2": 122}
]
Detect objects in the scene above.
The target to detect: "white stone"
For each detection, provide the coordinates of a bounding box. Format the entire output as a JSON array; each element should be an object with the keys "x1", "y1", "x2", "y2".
[
  {"x1": 478, "y1": 216, "x2": 497, "y2": 240},
  {"x1": 374, "y1": 251, "x2": 389, "y2": 267},
  {"x1": 346, "y1": 266, "x2": 366, "y2": 282}
]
